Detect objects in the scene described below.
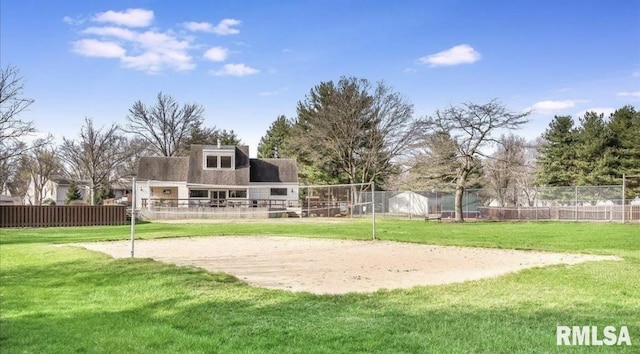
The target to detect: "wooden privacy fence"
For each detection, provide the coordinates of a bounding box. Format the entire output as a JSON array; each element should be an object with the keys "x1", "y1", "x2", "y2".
[{"x1": 0, "y1": 205, "x2": 127, "y2": 228}]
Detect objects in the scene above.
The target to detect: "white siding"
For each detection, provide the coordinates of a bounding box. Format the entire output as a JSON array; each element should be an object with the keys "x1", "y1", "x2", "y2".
[{"x1": 248, "y1": 184, "x2": 298, "y2": 202}]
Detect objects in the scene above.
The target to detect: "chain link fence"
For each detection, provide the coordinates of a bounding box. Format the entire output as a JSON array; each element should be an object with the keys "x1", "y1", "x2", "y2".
[{"x1": 370, "y1": 185, "x2": 640, "y2": 222}]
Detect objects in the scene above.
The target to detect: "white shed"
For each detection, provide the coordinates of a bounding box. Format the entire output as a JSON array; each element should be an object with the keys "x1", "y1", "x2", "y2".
[{"x1": 388, "y1": 191, "x2": 431, "y2": 216}]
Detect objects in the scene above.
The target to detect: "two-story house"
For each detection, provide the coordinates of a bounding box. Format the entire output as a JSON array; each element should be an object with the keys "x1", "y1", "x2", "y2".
[
  {"x1": 23, "y1": 176, "x2": 91, "y2": 205},
  {"x1": 135, "y1": 144, "x2": 299, "y2": 209}
]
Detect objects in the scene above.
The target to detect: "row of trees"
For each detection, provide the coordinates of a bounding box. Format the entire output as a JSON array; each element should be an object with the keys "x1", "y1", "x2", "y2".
[
  {"x1": 257, "y1": 77, "x2": 639, "y2": 218},
  {"x1": 3, "y1": 63, "x2": 638, "y2": 220},
  {"x1": 257, "y1": 77, "x2": 531, "y2": 220},
  {"x1": 1, "y1": 65, "x2": 240, "y2": 205},
  {"x1": 536, "y1": 106, "x2": 640, "y2": 195}
]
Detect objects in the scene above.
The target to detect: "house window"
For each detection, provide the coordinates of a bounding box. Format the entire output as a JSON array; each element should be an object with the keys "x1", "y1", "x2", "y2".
[
  {"x1": 189, "y1": 190, "x2": 208, "y2": 198},
  {"x1": 229, "y1": 189, "x2": 247, "y2": 198},
  {"x1": 220, "y1": 156, "x2": 232, "y2": 169},
  {"x1": 270, "y1": 188, "x2": 287, "y2": 196},
  {"x1": 211, "y1": 191, "x2": 226, "y2": 200},
  {"x1": 204, "y1": 153, "x2": 234, "y2": 169},
  {"x1": 206, "y1": 156, "x2": 218, "y2": 168}
]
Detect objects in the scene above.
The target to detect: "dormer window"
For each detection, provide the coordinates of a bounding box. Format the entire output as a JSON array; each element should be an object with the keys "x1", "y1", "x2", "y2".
[
  {"x1": 220, "y1": 156, "x2": 232, "y2": 169},
  {"x1": 203, "y1": 150, "x2": 235, "y2": 170},
  {"x1": 206, "y1": 156, "x2": 218, "y2": 168}
]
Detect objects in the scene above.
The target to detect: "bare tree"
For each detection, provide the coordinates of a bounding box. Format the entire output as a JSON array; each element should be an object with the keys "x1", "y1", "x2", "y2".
[
  {"x1": 125, "y1": 92, "x2": 205, "y2": 156},
  {"x1": 7, "y1": 155, "x2": 32, "y2": 203},
  {"x1": 115, "y1": 136, "x2": 155, "y2": 179},
  {"x1": 516, "y1": 138, "x2": 542, "y2": 206},
  {"x1": 0, "y1": 141, "x2": 25, "y2": 194},
  {"x1": 357, "y1": 82, "x2": 419, "y2": 187},
  {"x1": 484, "y1": 134, "x2": 526, "y2": 207},
  {"x1": 60, "y1": 118, "x2": 133, "y2": 205},
  {"x1": 423, "y1": 100, "x2": 530, "y2": 221},
  {"x1": 24, "y1": 140, "x2": 63, "y2": 205},
  {"x1": 0, "y1": 65, "x2": 37, "y2": 164}
]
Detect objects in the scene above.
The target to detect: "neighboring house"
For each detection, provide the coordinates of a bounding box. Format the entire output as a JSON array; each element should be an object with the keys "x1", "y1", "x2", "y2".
[
  {"x1": 106, "y1": 180, "x2": 132, "y2": 205},
  {"x1": 24, "y1": 176, "x2": 90, "y2": 205},
  {"x1": 0, "y1": 194, "x2": 15, "y2": 205},
  {"x1": 135, "y1": 144, "x2": 298, "y2": 208}
]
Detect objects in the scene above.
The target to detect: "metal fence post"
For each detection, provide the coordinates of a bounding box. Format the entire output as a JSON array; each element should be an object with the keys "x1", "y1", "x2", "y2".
[
  {"x1": 574, "y1": 186, "x2": 578, "y2": 221},
  {"x1": 372, "y1": 182, "x2": 376, "y2": 240},
  {"x1": 130, "y1": 177, "x2": 136, "y2": 258},
  {"x1": 622, "y1": 174, "x2": 625, "y2": 223}
]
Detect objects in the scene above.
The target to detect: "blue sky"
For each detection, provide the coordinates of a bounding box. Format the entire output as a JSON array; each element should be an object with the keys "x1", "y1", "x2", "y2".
[{"x1": 2, "y1": 0, "x2": 639, "y2": 157}]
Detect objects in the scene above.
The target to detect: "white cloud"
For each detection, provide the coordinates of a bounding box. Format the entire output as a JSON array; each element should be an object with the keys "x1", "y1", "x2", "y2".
[
  {"x1": 135, "y1": 31, "x2": 189, "y2": 52},
  {"x1": 93, "y1": 8, "x2": 154, "y2": 27},
  {"x1": 63, "y1": 16, "x2": 84, "y2": 25},
  {"x1": 419, "y1": 44, "x2": 481, "y2": 67},
  {"x1": 213, "y1": 19, "x2": 241, "y2": 35},
  {"x1": 575, "y1": 107, "x2": 616, "y2": 118},
  {"x1": 71, "y1": 39, "x2": 126, "y2": 58},
  {"x1": 203, "y1": 46, "x2": 229, "y2": 62},
  {"x1": 529, "y1": 100, "x2": 576, "y2": 111},
  {"x1": 183, "y1": 21, "x2": 214, "y2": 32},
  {"x1": 83, "y1": 26, "x2": 137, "y2": 41},
  {"x1": 183, "y1": 18, "x2": 241, "y2": 35},
  {"x1": 617, "y1": 91, "x2": 640, "y2": 98},
  {"x1": 75, "y1": 23, "x2": 195, "y2": 73},
  {"x1": 212, "y1": 63, "x2": 259, "y2": 77},
  {"x1": 121, "y1": 51, "x2": 195, "y2": 73},
  {"x1": 123, "y1": 30, "x2": 194, "y2": 73},
  {"x1": 69, "y1": 10, "x2": 249, "y2": 74}
]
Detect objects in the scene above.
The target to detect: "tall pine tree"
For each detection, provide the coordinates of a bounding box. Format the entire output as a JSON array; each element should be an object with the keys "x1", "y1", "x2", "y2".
[
  {"x1": 536, "y1": 115, "x2": 578, "y2": 186},
  {"x1": 65, "y1": 181, "x2": 82, "y2": 205},
  {"x1": 575, "y1": 111, "x2": 614, "y2": 185},
  {"x1": 257, "y1": 115, "x2": 292, "y2": 158},
  {"x1": 608, "y1": 105, "x2": 640, "y2": 197}
]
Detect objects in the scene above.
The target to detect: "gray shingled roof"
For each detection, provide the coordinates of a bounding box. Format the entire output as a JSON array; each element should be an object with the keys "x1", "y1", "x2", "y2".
[
  {"x1": 187, "y1": 145, "x2": 251, "y2": 185},
  {"x1": 136, "y1": 145, "x2": 298, "y2": 185},
  {"x1": 250, "y1": 159, "x2": 298, "y2": 183},
  {"x1": 137, "y1": 156, "x2": 189, "y2": 181}
]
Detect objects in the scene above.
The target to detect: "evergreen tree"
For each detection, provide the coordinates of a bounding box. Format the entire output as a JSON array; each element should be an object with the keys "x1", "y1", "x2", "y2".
[
  {"x1": 186, "y1": 121, "x2": 241, "y2": 150},
  {"x1": 257, "y1": 115, "x2": 292, "y2": 158},
  {"x1": 65, "y1": 181, "x2": 82, "y2": 205},
  {"x1": 217, "y1": 130, "x2": 241, "y2": 145},
  {"x1": 536, "y1": 115, "x2": 578, "y2": 186},
  {"x1": 574, "y1": 111, "x2": 614, "y2": 185},
  {"x1": 608, "y1": 105, "x2": 640, "y2": 197},
  {"x1": 290, "y1": 77, "x2": 418, "y2": 187},
  {"x1": 94, "y1": 186, "x2": 115, "y2": 205}
]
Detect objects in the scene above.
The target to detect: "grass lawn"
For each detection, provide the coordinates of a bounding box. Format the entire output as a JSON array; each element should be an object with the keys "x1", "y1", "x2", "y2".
[{"x1": 1, "y1": 220, "x2": 638, "y2": 353}]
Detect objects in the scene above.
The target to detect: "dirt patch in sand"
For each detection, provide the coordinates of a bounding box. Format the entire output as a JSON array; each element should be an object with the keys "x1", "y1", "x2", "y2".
[{"x1": 78, "y1": 236, "x2": 619, "y2": 295}]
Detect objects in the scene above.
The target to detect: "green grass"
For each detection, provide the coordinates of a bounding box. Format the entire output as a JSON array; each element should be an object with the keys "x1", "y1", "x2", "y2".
[{"x1": 1, "y1": 220, "x2": 639, "y2": 353}]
